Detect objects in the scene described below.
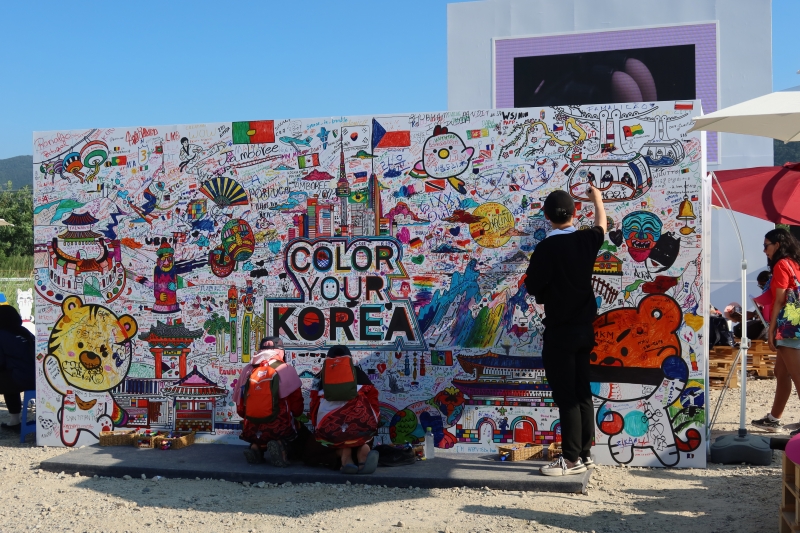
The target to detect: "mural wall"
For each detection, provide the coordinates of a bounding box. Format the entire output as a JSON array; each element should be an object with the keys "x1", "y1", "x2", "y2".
[{"x1": 33, "y1": 101, "x2": 706, "y2": 467}]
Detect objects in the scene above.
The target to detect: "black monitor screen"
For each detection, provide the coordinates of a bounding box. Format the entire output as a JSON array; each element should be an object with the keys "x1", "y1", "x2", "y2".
[{"x1": 513, "y1": 45, "x2": 696, "y2": 108}]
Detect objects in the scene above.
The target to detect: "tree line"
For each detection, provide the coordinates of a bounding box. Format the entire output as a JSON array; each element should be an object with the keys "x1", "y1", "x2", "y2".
[{"x1": 0, "y1": 181, "x2": 33, "y2": 261}]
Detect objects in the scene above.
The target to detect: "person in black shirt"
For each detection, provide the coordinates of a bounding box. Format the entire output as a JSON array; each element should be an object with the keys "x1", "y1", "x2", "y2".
[{"x1": 525, "y1": 185, "x2": 606, "y2": 475}]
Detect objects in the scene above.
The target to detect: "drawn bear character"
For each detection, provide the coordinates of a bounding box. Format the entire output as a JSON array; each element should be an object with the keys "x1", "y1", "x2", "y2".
[
  {"x1": 43, "y1": 296, "x2": 137, "y2": 447},
  {"x1": 589, "y1": 294, "x2": 701, "y2": 466}
]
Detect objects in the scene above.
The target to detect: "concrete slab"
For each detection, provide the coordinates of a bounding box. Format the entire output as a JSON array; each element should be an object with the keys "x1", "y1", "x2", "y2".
[{"x1": 41, "y1": 444, "x2": 591, "y2": 493}]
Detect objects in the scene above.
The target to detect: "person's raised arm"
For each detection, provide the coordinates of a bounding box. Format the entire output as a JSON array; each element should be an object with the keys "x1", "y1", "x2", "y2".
[{"x1": 587, "y1": 185, "x2": 607, "y2": 233}]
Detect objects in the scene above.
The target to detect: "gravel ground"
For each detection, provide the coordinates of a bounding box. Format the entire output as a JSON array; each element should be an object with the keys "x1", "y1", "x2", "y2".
[{"x1": 0, "y1": 377, "x2": 796, "y2": 533}]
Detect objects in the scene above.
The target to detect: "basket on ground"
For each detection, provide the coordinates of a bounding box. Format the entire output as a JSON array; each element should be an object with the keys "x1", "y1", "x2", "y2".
[
  {"x1": 98, "y1": 429, "x2": 136, "y2": 446},
  {"x1": 548, "y1": 442, "x2": 563, "y2": 459},
  {"x1": 133, "y1": 430, "x2": 162, "y2": 449},
  {"x1": 153, "y1": 431, "x2": 195, "y2": 450},
  {"x1": 497, "y1": 444, "x2": 544, "y2": 461}
]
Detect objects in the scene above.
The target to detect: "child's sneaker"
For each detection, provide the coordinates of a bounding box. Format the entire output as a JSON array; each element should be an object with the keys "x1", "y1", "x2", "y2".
[
  {"x1": 540, "y1": 456, "x2": 587, "y2": 476},
  {"x1": 582, "y1": 456, "x2": 596, "y2": 469},
  {"x1": 751, "y1": 414, "x2": 782, "y2": 430}
]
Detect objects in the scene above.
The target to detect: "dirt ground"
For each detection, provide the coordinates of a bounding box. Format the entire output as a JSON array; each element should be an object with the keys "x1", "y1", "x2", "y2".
[{"x1": 0, "y1": 378, "x2": 796, "y2": 533}]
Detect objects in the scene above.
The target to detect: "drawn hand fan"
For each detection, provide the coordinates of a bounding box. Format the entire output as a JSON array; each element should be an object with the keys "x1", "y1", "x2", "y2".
[{"x1": 199, "y1": 176, "x2": 249, "y2": 207}]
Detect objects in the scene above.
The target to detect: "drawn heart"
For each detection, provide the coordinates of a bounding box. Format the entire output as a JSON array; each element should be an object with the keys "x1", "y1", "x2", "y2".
[
  {"x1": 377, "y1": 363, "x2": 387, "y2": 374},
  {"x1": 684, "y1": 313, "x2": 704, "y2": 332},
  {"x1": 609, "y1": 229, "x2": 623, "y2": 246},
  {"x1": 385, "y1": 302, "x2": 393, "y2": 311},
  {"x1": 668, "y1": 208, "x2": 673, "y2": 215}
]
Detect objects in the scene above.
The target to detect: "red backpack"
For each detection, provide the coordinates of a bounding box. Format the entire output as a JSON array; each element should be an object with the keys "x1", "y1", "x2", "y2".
[
  {"x1": 321, "y1": 356, "x2": 357, "y2": 401},
  {"x1": 242, "y1": 360, "x2": 282, "y2": 423}
]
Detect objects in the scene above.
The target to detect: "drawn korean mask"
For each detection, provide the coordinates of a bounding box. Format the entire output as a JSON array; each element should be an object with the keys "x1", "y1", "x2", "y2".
[
  {"x1": 648, "y1": 232, "x2": 680, "y2": 272},
  {"x1": 622, "y1": 211, "x2": 663, "y2": 263}
]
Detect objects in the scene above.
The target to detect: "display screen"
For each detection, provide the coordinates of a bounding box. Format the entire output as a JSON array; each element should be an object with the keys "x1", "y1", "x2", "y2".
[
  {"x1": 494, "y1": 23, "x2": 718, "y2": 161},
  {"x1": 513, "y1": 45, "x2": 696, "y2": 107}
]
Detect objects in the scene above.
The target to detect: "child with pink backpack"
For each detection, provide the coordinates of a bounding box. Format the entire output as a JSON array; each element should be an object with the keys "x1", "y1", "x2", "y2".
[{"x1": 233, "y1": 337, "x2": 303, "y2": 466}]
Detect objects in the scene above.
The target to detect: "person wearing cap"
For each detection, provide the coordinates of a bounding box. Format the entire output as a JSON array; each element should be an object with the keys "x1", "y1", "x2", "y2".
[
  {"x1": 233, "y1": 337, "x2": 304, "y2": 466},
  {"x1": 524, "y1": 185, "x2": 606, "y2": 476}
]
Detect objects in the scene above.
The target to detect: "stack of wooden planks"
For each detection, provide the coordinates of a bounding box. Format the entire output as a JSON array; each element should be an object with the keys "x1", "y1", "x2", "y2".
[{"x1": 708, "y1": 339, "x2": 777, "y2": 389}]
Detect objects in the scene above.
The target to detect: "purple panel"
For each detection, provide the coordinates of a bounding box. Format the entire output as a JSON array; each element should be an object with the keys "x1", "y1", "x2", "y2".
[{"x1": 495, "y1": 23, "x2": 718, "y2": 162}]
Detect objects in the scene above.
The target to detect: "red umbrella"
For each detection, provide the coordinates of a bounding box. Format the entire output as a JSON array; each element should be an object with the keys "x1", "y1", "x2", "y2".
[{"x1": 712, "y1": 162, "x2": 800, "y2": 224}]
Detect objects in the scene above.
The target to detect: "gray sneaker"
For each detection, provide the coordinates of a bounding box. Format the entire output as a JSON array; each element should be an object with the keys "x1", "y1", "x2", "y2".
[
  {"x1": 540, "y1": 456, "x2": 587, "y2": 476},
  {"x1": 582, "y1": 456, "x2": 596, "y2": 469},
  {"x1": 751, "y1": 414, "x2": 782, "y2": 430}
]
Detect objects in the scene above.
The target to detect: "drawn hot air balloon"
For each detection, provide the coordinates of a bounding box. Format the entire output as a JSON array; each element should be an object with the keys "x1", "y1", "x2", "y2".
[
  {"x1": 199, "y1": 176, "x2": 249, "y2": 207},
  {"x1": 80, "y1": 141, "x2": 108, "y2": 182},
  {"x1": 209, "y1": 245, "x2": 235, "y2": 278},
  {"x1": 63, "y1": 152, "x2": 85, "y2": 182},
  {"x1": 221, "y1": 219, "x2": 255, "y2": 263}
]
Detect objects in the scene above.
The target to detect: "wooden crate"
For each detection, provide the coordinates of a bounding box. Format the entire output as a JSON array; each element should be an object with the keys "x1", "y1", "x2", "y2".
[
  {"x1": 153, "y1": 431, "x2": 195, "y2": 450},
  {"x1": 497, "y1": 444, "x2": 544, "y2": 461},
  {"x1": 780, "y1": 454, "x2": 800, "y2": 532},
  {"x1": 709, "y1": 371, "x2": 739, "y2": 390},
  {"x1": 98, "y1": 429, "x2": 135, "y2": 446}
]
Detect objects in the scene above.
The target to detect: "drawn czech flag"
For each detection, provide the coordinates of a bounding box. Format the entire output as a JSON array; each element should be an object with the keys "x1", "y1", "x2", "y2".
[
  {"x1": 232, "y1": 120, "x2": 275, "y2": 144},
  {"x1": 372, "y1": 119, "x2": 411, "y2": 149}
]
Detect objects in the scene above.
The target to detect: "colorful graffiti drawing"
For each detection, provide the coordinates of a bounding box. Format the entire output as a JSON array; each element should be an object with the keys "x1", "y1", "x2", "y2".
[{"x1": 33, "y1": 102, "x2": 705, "y2": 467}]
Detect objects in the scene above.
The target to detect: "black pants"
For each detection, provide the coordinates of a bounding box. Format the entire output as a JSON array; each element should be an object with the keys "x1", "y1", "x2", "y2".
[
  {"x1": 542, "y1": 324, "x2": 595, "y2": 463},
  {"x1": 0, "y1": 373, "x2": 22, "y2": 415}
]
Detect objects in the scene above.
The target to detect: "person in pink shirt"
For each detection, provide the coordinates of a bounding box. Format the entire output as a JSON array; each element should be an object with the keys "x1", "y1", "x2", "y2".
[{"x1": 752, "y1": 229, "x2": 800, "y2": 432}]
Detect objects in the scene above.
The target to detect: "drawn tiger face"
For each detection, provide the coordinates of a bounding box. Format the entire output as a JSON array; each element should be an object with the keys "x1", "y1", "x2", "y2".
[{"x1": 48, "y1": 296, "x2": 137, "y2": 391}]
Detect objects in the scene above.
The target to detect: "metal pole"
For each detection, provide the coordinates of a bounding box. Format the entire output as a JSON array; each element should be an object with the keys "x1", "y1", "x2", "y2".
[
  {"x1": 711, "y1": 172, "x2": 750, "y2": 437},
  {"x1": 739, "y1": 261, "x2": 749, "y2": 437}
]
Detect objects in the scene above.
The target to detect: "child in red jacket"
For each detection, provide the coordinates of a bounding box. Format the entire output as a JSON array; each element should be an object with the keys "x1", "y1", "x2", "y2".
[
  {"x1": 234, "y1": 337, "x2": 303, "y2": 466},
  {"x1": 309, "y1": 345, "x2": 380, "y2": 474}
]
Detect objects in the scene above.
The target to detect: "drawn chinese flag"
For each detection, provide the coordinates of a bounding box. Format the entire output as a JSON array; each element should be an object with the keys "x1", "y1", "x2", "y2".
[{"x1": 232, "y1": 120, "x2": 275, "y2": 144}]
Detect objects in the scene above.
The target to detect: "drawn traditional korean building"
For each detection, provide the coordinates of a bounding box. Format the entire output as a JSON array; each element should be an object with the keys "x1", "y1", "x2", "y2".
[
  {"x1": 138, "y1": 320, "x2": 204, "y2": 380},
  {"x1": 113, "y1": 319, "x2": 207, "y2": 429},
  {"x1": 40, "y1": 211, "x2": 126, "y2": 302},
  {"x1": 112, "y1": 378, "x2": 174, "y2": 428},
  {"x1": 161, "y1": 366, "x2": 228, "y2": 433},
  {"x1": 453, "y1": 352, "x2": 559, "y2": 446},
  {"x1": 594, "y1": 251, "x2": 623, "y2": 275}
]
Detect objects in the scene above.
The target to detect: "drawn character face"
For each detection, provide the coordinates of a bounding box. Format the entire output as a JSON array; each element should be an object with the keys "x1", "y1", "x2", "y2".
[
  {"x1": 48, "y1": 296, "x2": 137, "y2": 392},
  {"x1": 17, "y1": 288, "x2": 33, "y2": 320},
  {"x1": 422, "y1": 126, "x2": 474, "y2": 179},
  {"x1": 157, "y1": 251, "x2": 174, "y2": 272},
  {"x1": 622, "y1": 211, "x2": 663, "y2": 262}
]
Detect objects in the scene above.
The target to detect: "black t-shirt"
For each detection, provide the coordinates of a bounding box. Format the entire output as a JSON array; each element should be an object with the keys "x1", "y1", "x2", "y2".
[{"x1": 524, "y1": 226, "x2": 605, "y2": 329}]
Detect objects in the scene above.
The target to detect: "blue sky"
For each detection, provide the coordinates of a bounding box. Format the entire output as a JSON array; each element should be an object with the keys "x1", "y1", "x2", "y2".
[{"x1": 0, "y1": 0, "x2": 796, "y2": 159}]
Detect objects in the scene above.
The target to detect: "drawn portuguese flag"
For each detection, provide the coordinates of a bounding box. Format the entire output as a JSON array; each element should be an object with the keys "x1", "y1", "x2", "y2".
[{"x1": 232, "y1": 120, "x2": 275, "y2": 144}]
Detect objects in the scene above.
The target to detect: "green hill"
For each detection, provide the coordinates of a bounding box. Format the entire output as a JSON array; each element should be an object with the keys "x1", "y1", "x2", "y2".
[{"x1": 0, "y1": 155, "x2": 33, "y2": 190}]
